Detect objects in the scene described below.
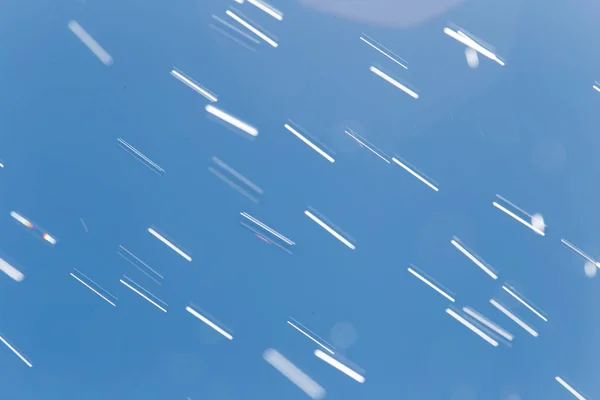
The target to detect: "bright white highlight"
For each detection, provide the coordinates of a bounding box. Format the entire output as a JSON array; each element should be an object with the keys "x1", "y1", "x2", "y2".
[
  {"x1": 490, "y1": 299, "x2": 538, "y2": 337},
  {"x1": 502, "y1": 286, "x2": 547, "y2": 322},
  {"x1": 304, "y1": 210, "x2": 354, "y2": 250},
  {"x1": 120, "y1": 279, "x2": 167, "y2": 313},
  {"x1": 68, "y1": 20, "x2": 113, "y2": 66},
  {"x1": 186, "y1": 306, "x2": 232, "y2": 340},
  {"x1": 170, "y1": 69, "x2": 218, "y2": 102},
  {"x1": 407, "y1": 267, "x2": 454, "y2": 302},
  {"x1": 147, "y1": 228, "x2": 191, "y2": 262},
  {"x1": 360, "y1": 35, "x2": 408, "y2": 69},
  {"x1": 492, "y1": 202, "x2": 545, "y2": 236},
  {"x1": 264, "y1": 349, "x2": 326, "y2": 399},
  {"x1": 247, "y1": 0, "x2": 283, "y2": 21},
  {"x1": 555, "y1": 376, "x2": 587, "y2": 400},
  {"x1": 392, "y1": 157, "x2": 438, "y2": 192},
  {"x1": 70, "y1": 271, "x2": 116, "y2": 307},
  {"x1": 443, "y1": 27, "x2": 504, "y2": 66},
  {"x1": 10, "y1": 211, "x2": 33, "y2": 228},
  {"x1": 369, "y1": 66, "x2": 419, "y2": 99},
  {"x1": 206, "y1": 105, "x2": 258, "y2": 137},
  {"x1": 284, "y1": 124, "x2": 335, "y2": 163},
  {"x1": 0, "y1": 335, "x2": 32, "y2": 367},
  {"x1": 450, "y1": 239, "x2": 497, "y2": 279},
  {"x1": 226, "y1": 10, "x2": 278, "y2": 48},
  {"x1": 0, "y1": 258, "x2": 24, "y2": 282},
  {"x1": 314, "y1": 349, "x2": 365, "y2": 383},
  {"x1": 446, "y1": 308, "x2": 498, "y2": 347},
  {"x1": 287, "y1": 320, "x2": 334, "y2": 354},
  {"x1": 463, "y1": 307, "x2": 513, "y2": 341}
]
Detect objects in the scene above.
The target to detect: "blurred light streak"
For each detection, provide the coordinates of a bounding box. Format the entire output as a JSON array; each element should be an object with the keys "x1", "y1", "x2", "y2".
[
  {"x1": 463, "y1": 307, "x2": 513, "y2": 341},
  {"x1": 67, "y1": 20, "x2": 113, "y2": 66},
  {"x1": 451, "y1": 238, "x2": 497, "y2": 279},
  {"x1": 502, "y1": 285, "x2": 547, "y2": 322},
  {"x1": 284, "y1": 124, "x2": 335, "y2": 163},
  {"x1": 0, "y1": 335, "x2": 32, "y2": 367},
  {"x1": 147, "y1": 228, "x2": 192, "y2": 262},
  {"x1": 0, "y1": 258, "x2": 24, "y2": 282},
  {"x1": 360, "y1": 35, "x2": 407, "y2": 69},
  {"x1": 247, "y1": 0, "x2": 283, "y2": 21},
  {"x1": 117, "y1": 138, "x2": 165, "y2": 174},
  {"x1": 10, "y1": 211, "x2": 33, "y2": 229},
  {"x1": 560, "y1": 239, "x2": 597, "y2": 265},
  {"x1": 314, "y1": 349, "x2": 365, "y2": 383},
  {"x1": 70, "y1": 270, "x2": 117, "y2": 307},
  {"x1": 555, "y1": 376, "x2": 587, "y2": 400},
  {"x1": 369, "y1": 66, "x2": 418, "y2": 99},
  {"x1": 213, "y1": 157, "x2": 263, "y2": 194},
  {"x1": 443, "y1": 27, "x2": 504, "y2": 66},
  {"x1": 240, "y1": 212, "x2": 295, "y2": 245},
  {"x1": 118, "y1": 245, "x2": 164, "y2": 281},
  {"x1": 226, "y1": 10, "x2": 278, "y2": 48},
  {"x1": 43, "y1": 233, "x2": 56, "y2": 245},
  {"x1": 186, "y1": 306, "x2": 233, "y2": 340},
  {"x1": 593, "y1": 83, "x2": 600, "y2": 93},
  {"x1": 240, "y1": 222, "x2": 293, "y2": 254},
  {"x1": 206, "y1": 105, "x2": 259, "y2": 137},
  {"x1": 391, "y1": 157, "x2": 438, "y2": 191},
  {"x1": 211, "y1": 15, "x2": 261, "y2": 44},
  {"x1": 287, "y1": 319, "x2": 334, "y2": 354},
  {"x1": 492, "y1": 202, "x2": 545, "y2": 236},
  {"x1": 407, "y1": 266, "x2": 455, "y2": 302},
  {"x1": 490, "y1": 299, "x2": 538, "y2": 337},
  {"x1": 264, "y1": 349, "x2": 326, "y2": 399},
  {"x1": 80, "y1": 218, "x2": 88, "y2": 232},
  {"x1": 170, "y1": 69, "x2": 218, "y2": 102},
  {"x1": 304, "y1": 210, "x2": 354, "y2": 249},
  {"x1": 446, "y1": 308, "x2": 498, "y2": 347},
  {"x1": 209, "y1": 167, "x2": 260, "y2": 203},
  {"x1": 120, "y1": 276, "x2": 167, "y2": 313},
  {"x1": 344, "y1": 129, "x2": 390, "y2": 163}
]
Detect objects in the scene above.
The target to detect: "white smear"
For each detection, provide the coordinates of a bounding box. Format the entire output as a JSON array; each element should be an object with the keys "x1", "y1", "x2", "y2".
[
  {"x1": 264, "y1": 348, "x2": 326, "y2": 399},
  {"x1": 463, "y1": 307, "x2": 513, "y2": 341},
  {"x1": 147, "y1": 228, "x2": 192, "y2": 262},
  {"x1": 226, "y1": 10, "x2": 278, "y2": 48},
  {"x1": 443, "y1": 27, "x2": 504, "y2": 66},
  {"x1": 206, "y1": 105, "x2": 258, "y2": 137},
  {"x1": 446, "y1": 308, "x2": 498, "y2": 347},
  {"x1": 10, "y1": 211, "x2": 33, "y2": 229},
  {"x1": 369, "y1": 66, "x2": 418, "y2": 99},
  {"x1": 284, "y1": 124, "x2": 335, "y2": 163},
  {"x1": 247, "y1": 0, "x2": 283, "y2": 21},
  {"x1": 186, "y1": 306, "x2": 232, "y2": 340},
  {"x1": 304, "y1": 210, "x2": 354, "y2": 250},
  {"x1": 314, "y1": 349, "x2": 365, "y2": 383},
  {"x1": 0, "y1": 258, "x2": 24, "y2": 282},
  {"x1": 68, "y1": 20, "x2": 113, "y2": 66},
  {"x1": 407, "y1": 267, "x2": 454, "y2": 302}
]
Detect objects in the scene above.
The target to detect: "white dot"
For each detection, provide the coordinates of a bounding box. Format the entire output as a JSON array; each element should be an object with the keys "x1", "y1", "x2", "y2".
[
  {"x1": 465, "y1": 47, "x2": 479, "y2": 68},
  {"x1": 531, "y1": 213, "x2": 545, "y2": 233},
  {"x1": 584, "y1": 261, "x2": 597, "y2": 278}
]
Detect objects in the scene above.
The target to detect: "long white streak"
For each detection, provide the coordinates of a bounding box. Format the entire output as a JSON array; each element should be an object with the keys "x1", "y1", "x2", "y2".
[
  {"x1": 304, "y1": 210, "x2": 355, "y2": 250},
  {"x1": 0, "y1": 335, "x2": 32, "y2": 367},
  {"x1": 502, "y1": 286, "x2": 547, "y2": 322},
  {"x1": 122, "y1": 275, "x2": 166, "y2": 304},
  {"x1": 392, "y1": 157, "x2": 438, "y2": 192},
  {"x1": 240, "y1": 212, "x2": 294, "y2": 245},
  {"x1": 264, "y1": 349, "x2": 326, "y2": 399},
  {"x1": 10, "y1": 211, "x2": 33, "y2": 228},
  {"x1": 147, "y1": 228, "x2": 192, "y2": 262},
  {"x1": 443, "y1": 27, "x2": 504, "y2": 66},
  {"x1": 120, "y1": 279, "x2": 167, "y2": 312},
  {"x1": 369, "y1": 66, "x2": 418, "y2": 99},
  {"x1": 287, "y1": 321, "x2": 334, "y2": 354},
  {"x1": 226, "y1": 10, "x2": 278, "y2": 48},
  {"x1": 70, "y1": 273, "x2": 116, "y2": 306},
  {"x1": 118, "y1": 246, "x2": 163, "y2": 279},
  {"x1": 407, "y1": 267, "x2": 454, "y2": 302},
  {"x1": 186, "y1": 306, "x2": 232, "y2": 340},
  {"x1": 492, "y1": 202, "x2": 545, "y2": 236},
  {"x1": 463, "y1": 307, "x2": 513, "y2": 341},
  {"x1": 314, "y1": 349, "x2": 365, "y2": 383},
  {"x1": 560, "y1": 239, "x2": 596, "y2": 264},
  {"x1": 212, "y1": 15, "x2": 260, "y2": 44},
  {"x1": 495, "y1": 194, "x2": 535, "y2": 219},
  {"x1": 490, "y1": 299, "x2": 538, "y2": 337},
  {"x1": 206, "y1": 105, "x2": 258, "y2": 137},
  {"x1": 247, "y1": 0, "x2": 283, "y2": 21},
  {"x1": 210, "y1": 168, "x2": 260, "y2": 203},
  {"x1": 284, "y1": 124, "x2": 335, "y2": 163},
  {"x1": 117, "y1": 138, "x2": 164, "y2": 172},
  {"x1": 67, "y1": 20, "x2": 113, "y2": 66},
  {"x1": 0, "y1": 258, "x2": 24, "y2": 282},
  {"x1": 170, "y1": 70, "x2": 218, "y2": 102},
  {"x1": 117, "y1": 253, "x2": 162, "y2": 285},
  {"x1": 360, "y1": 36, "x2": 408, "y2": 69},
  {"x1": 450, "y1": 239, "x2": 497, "y2": 279},
  {"x1": 446, "y1": 309, "x2": 498, "y2": 347},
  {"x1": 555, "y1": 376, "x2": 587, "y2": 400},
  {"x1": 213, "y1": 157, "x2": 263, "y2": 193},
  {"x1": 344, "y1": 130, "x2": 390, "y2": 163}
]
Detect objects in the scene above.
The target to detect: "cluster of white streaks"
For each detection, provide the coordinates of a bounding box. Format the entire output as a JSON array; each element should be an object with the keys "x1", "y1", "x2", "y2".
[
  {"x1": 443, "y1": 26, "x2": 504, "y2": 66},
  {"x1": 226, "y1": 10, "x2": 278, "y2": 48},
  {"x1": 490, "y1": 299, "x2": 538, "y2": 337}
]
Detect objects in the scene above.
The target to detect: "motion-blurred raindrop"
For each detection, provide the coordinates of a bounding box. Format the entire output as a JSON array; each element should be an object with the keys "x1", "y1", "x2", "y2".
[
  {"x1": 465, "y1": 48, "x2": 479, "y2": 68},
  {"x1": 584, "y1": 261, "x2": 597, "y2": 278}
]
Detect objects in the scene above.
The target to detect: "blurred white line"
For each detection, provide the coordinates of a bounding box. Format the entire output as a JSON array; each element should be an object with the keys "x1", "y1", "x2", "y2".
[
  {"x1": 186, "y1": 306, "x2": 232, "y2": 340},
  {"x1": 450, "y1": 239, "x2": 497, "y2": 279},
  {"x1": 70, "y1": 272, "x2": 116, "y2": 307},
  {"x1": 287, "y1": 320, "x2": 334, "y2": 354},
  {"x1": 314, "y1": 349, "x2": 365, "y2": 383},
  {"x1": 360, "y1": 35, "x2": 407, "y2": 69},
  {"x1": 240, "y1": 222, "x2": 292, "y2": 253},
  {"x1": 446, "y1": 309, "x2": 498, "y2": 347},
  {"x1": 495, "y1": 194, "x2": 535, "y2": 219},
  {"x1": 0, "y1": 258, "x2": 24, "y2": 282},
  {"x1": 211, "y1": 15, "x2": 260, "y2": 44},
  {"x1": 560, "y1": 239, "x2": 596, "y2": 264},
  {"x1": 226, "y1": 10, "x2": 278, "y2": 48},
  {"x1": 67, "y1": 20, "x2": 113, "y2": 66},
  {"x1": 264, "y1": 349, "x2": 326, "y2": 399},
  {"x1": 443, "y1": 27, "x2": 504, "y2": 66},
  {"x1": 407, "y1": 267, "x2": 454, "y2": 302},
  {"x1": 117, "y1": 252, "x2": 162, "y2": 285},
  {"x1": 492, "y1": 202, "x2": 544, "y2": 236},
  {"x1": 213, "y1": 157, "x2": 263, "y2": 194},
  {"x1": 240, "y1": 213, "x2": 294, "y2": 245},
  {"x1": 304, "y1": 210, "x2": 354, "y2": 249},
  {"x1": 206, "y1": 105, "x2": 258, "y2": 137},
  {"x1": 502, "y1": 286, "x2": 547, "y2": 322},
  {"x1": 0, "y1": 162, "x2": 4, "y2": 168},
  {"x1": 369, "y1": 66, "x2": 418, "y2": 99},
  {"x1": 80, "y1": 218, "x2": 88, "y2": 232},
  {"x1": 148, "y1": 228, "x2": 191, "y2": 262},
  {"x1": 117, "y1": 138, "x2": 164, "y2": 172},
  {"x1": 118, "y1": 245, "x2": 163, "y2": 279},
  {"x1": 463, "y1": 307, "x2": 513, "y2": 341},
  {"x1": 555, "y1": 376, "x2": 586, "y2": 400},
  {"x1": 247, "y1": 0, "x2": 283, "y2": 21},
  {"x1": 10, "y1": 211, "x2": 33, "y2": 228},
  {"x1": 392, "y1": 157, "x2": 438, "y2": 191},
  {"x1": 490, "y1": 299, "x2": 538, "y2": 337},
  {"x1": 210, "y1": 168, "x2": 260, "y2": 203},
  {"x1": 170, "y1": 69, "x2": 217, "y2": 102},
  {"x1": 284, "y1": 124, "x2": 335, "y2": 163},
  {"x1": 593, "y1": 84, "x2": 600, "y2": 93},
  {"x1": 0, "y1": 335, "x2": 32, "y2": 367},
  {"x1": 120, "y1": 279, "x2": 167, "y2": 312},
  {"x1": 43, "y1": 233, "x2": 57, "y2": 245},
  {"x1": 344, "y1": 130, "x2": 390, "y2": 163}
]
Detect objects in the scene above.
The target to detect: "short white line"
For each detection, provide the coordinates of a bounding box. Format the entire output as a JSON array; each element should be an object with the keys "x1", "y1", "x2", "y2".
[
  {"x1": 170, "y1": 69, "x2": 218, "y2": 102},
  {"x1": 463, "y1": 307, "x2": 513, "y2": 341},
  {"x1": 314, "y1": 349, "x2": 365, "y2": 383},
  {"x1": 593, "y1": 84, "x2": 600, "y2": 93},
  {"x1": 0, "y1": 162, "x2": 4, "y2": 168},
  {"x1": 118, "y1": 245, "x2": 163, "y2": 279},
  {"x1": 0, "y1": 335, "x2": 32, "y2": 367},
  {"x1": 240, "y1": 222, "x2": 292, "y2": 254},
  {"x1": 10, "y1": 211, "x2": 33, "y2": 228},
  {"x1": 560, "y1": 239, "x2": 596, "y2": 265},
  {"x1": 443, "y1": 27, "x2": 504, "y2": 66},
  {"x1": 122, "y1": 275, "x2": 166, "y2": 304},
  {"x1": 247, "y1": 0, "x2": 283, "y2": 21},
  {"x1": 117, "y1": 138, "x2": 164, "y2": 172},
  {"x1": 492, "y1": 202, "x2": 545, "y2": 236},
  {"x1": 502, "y1": 286, "x2": 547, "y2": 322},
  {"x1": 344, "y1": 130, "x2": 390, "y2": 163},
  {"x1": 446, "y1": 309, "x2": 498, "y2": 347},
  {"x1": 392, "y1": 157, "x2": 438, "y2": 192},
  {"x1": 369, "y1": 66, "x2": 418, "y2": 99},
  {"x1": 147, "y1": 228, "x2": 192, "y2": 262},
  {"x1": 450, "y1": 239, "x2": 497, "y2": 279},
  {"x1": 206, "y1": 105, "x2": 258, "y2": 137},
  {"x1": 360, "y1": 35, "x2": 407, "y2": 69},
  {"x1": 120, "y1": 279, "x2": 167, "y2": 312},
  {"x1": 264, "y1": 349, "x2": 326, "y2": 399},
  {"x1": 213, "y1": 157, "x2": 263, "y2": 194},
  {"x1": 0, "y1": 258, "x2": 24, "y2": 282},
  {"x1": 67, "y1": 20, "x2": 113, "y2": 66},
  {"x1": 186, "y1": 306, "x2": 232, "y2": 340},
  {"x1": 210, "y1": 168, "x2": 260, "y2": 203},
  {"x1": 304, "y1": 210, "x2": 354, "y2": 250},
  {"x1": 70, "y1": 273, "x2": 116, "y2": 307},
  {"x1": 43, "y1": 233, "x2": 57, "y2": 245},
  {"x1": 212, "y1": 15, "x2": 260, "y2": 44},
  {"x1": 284, "y1": 124, "x2": 335, "y2": 163},
  {"x1": 555, "y1": 376, "x2": 586, "y2": 400},
  {"x1": 490, "y1": 299, "x2": 538, "y2": 337},
  {"x1": 407, "y1": 267, "x2": 454, "y2": 302},
  {"x1": 80, "y1": 218, "x2": 88, "y2": 232},
  {"x1": 240, "y1": 212, "x2": 294, "y2": 245},
  {"x1": 226, "y1": 10, "x2": 278, "y2": 48},
  {"x1": 287, "y1": 321, "x2": 334, "y2": 354}
]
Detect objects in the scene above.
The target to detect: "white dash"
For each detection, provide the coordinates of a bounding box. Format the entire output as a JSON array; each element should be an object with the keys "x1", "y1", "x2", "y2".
[
  {"x1": 117, "y1": 138, "x2": 164, "y2": 173},
  {"x1": 450, "y1": 238, "x2": 497, "y2": 279},
  {"x1": 247, "y1": 0, "x2": 283, "y2": 21},
  {"x1": 170, "y1": 69, "x2": 218, "y2": 102},
  {"x1": 593, "y1": 84, "x2": 600, "y2": 93},
  {"x1": 70, "y1": 272, "x2": 116, "y2": 307},
  {"x1": 120, "y1": 278, "x2": 167, "y2": 313},
  {"x1": 555, "y1": 376, "x2": 587, "y2": 400},
  {"x1": 463, "y1": 307, "x2": 513, "y2": 341},
  {"x1": 10, "y1": 211, "x2": 33, "y2": 228},
  {"x1": 240, "y1": 212, "x2": 294, "y2": 245},
  {"x1": 369, "y1": 66, "x2": 418, "y2": 99},
  {"x1": 492, "y1": 202, "x2": 545, "y2": 236},
  {"x1": 210, "y1": 167, "x2": 260, "y2": 203},
  {"x1": 284, "y1": 124, "x2": 335, "y2": 163},
  {"x1": 443, "y1": 27, "x2": 504, "y2": 66},
  {"x1": 304, "y1": 210, "x2": 354, "y2": 250},
  {"x1": 206, "y1": 105, "x2": 258, "y2": 137},
  {"x1": 80, "y1": 218, "x2": 88, "y2": 232},
  {"x1": 490, "y1": 299, "x2": 538, "y2": 337},
  {"x1": 147, "y1": 228, "x2": 191, "y2": 262},
  {"x1": 0, "y1": 258, "x2": 24, "y2": 282},
  {"x1": 67, "y1": 20, "x2": 113, "y2": 66},
  {"x1": 446, "y1": 308, "x2": 498, "y2": 347},
  {"x1": 226, "y1": 10, "x2": 278, "y2": 48},
  {"x1": 407, "y1": 267, "x2": 455, "y2": 302},
  {"x1": 186, "y1": 306, "x2": 232, "y2": 340},
  {"x1": 0, "y1": 335, "x2": 32, "y2": 367},
  {"x1": 264, "y1": 349, "x2": 326, "y2": 399},
  {"x1": 502, "y1": 285, "x2": 547, "y2": 322},
  {"x1": 314, "y1": 349, "x2": 365, "y2": 383},
  {"x1": 287, "y1": 320, "x2": 334, "y2": 354},
  {"x1": 392, "y1": 157, "x2": 438, "y2": 192},
  {"x1": 360, "y1": 35, "x2": 407, "y2": 69},
  {"x1": 560, "y1": 239, "x2": 596, "y2": 265},
  {"x1": 344, "y1": 129, "x2": 390, "y2": 163}
]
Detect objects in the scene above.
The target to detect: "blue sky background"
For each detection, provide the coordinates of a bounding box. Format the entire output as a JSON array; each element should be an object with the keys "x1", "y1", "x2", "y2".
[{"x1": 0, "y1": 0, "x2": 600, "y2": 398}]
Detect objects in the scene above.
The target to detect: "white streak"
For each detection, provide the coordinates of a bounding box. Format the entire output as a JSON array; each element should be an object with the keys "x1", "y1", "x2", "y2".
[
  {"x1": 314, "y1": 349, "x2": 365, "y2": 383},
  {"x1": 43, "y1": 233, "x2": 56, "y2": 245},
  {"x1": 463, "y1": 307, "x2": 513, "y2": 341},
  {"x1": 344, "y1": 130, "x2": 390, "y2": 163},
  {"x1": 209, "y1": 167, "x2": 260, "y2": 203},
  {"x1": 407, "y1": 267, "x2": 454, "y2": 302},
  {"x1": 147, "y1": 228, "x2": 192, "y2": 262},
  {"x1": 443, "y1": 27, "x2": 504, "y2": 66},
  {"x1": 369, "y1": 66, "x2": 418, "y2": 99},
  {"x1": 392, "y1": 157, "x2": 438, "y2": 192},
  {"x1": 212, "y1": 15, "x2": 260, "y2": 44},
  {"x1": 80, "y1": 218, "x2": 88, "y2": 232},
  {"x1": 186, "y1": 306, "x2": 232, "y2": 340},
  {"x1": 206, "y1": 105, "x2": 258, "y2": 137},
  {"x1": 450, "y1": 239, "x2": 497, "y2": 279},
  {"x1": 287, "y1": 320, "x2": 334, "y2": 354},
  {"x1": 120, "y1": 279, "x2": 167, "y2": 313},
  {"x1": 0, "y1": 258, "x2": 24, "y2": 282},
  {"x1": 10, "y1": 211, "x2": 33, "y2": 228},
  {"x1": 67, "y1": 20, "x2": 113, "y2": 66},
  {"x1": 360, "y1": 35, "x2": 407, "y2": 69},
  {"x1": 555, "y1": 377, "x2": 587, "y2": 400},
  {"x1": 492, "y1": 202, "x2": 545, "y2": 236},
  {"x1": 70, "y1": 272, "x2": 116, "y2": 307},
  {"x1": 118, "y1": 138, "x2": 164, "y2": 173},
  {"x1": 240, "y1": 212, "x2": 294, "y2": 245},
  {"x1": 213, "y1": 157, "x2": 263, "y2": 194},
  {"x1": 264, "y1": 349, "x2": 326, "y2": 399},
  {"x1": 247, "y1": 0, "x2": 283, "y2": 21},
  {"x1": 284, "y1": 124, "x2": 335, "y2": 163},
  {"x1": 593, "y1": 84, "x2": 600, "y2": 93},
  {"x1": 304, "y1": 210, "x2": 354, "y2": 250},
  {"x1": 226, "y1": 10, "x2": 278, "y2": 48},
  {"x1": 0, "y1": 335, "x2": 32, "y2": 367},
  {"x1": 170, "y1": 69, "x2": 217, "y2": 102},
  {"x1": 118, "y1": 245, "x2": 164, "y2": 279},
  {"x1": 560, "y1": 239, "x2": 596, "y2": 265},
  {"x1": 490, "y1": 299, "x2": 538, "y2": 337},
  {"x1": 446, "y1": 308, "x2": 498, "y2": 347},
  {"x1": 502, "y1": 286, "x2": 547, "y2": 322}
]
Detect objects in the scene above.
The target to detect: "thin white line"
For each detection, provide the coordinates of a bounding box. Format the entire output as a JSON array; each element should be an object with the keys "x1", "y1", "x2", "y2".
[
  {"x1": 314, "y1": 349, "x2": 365, "y2": 383},
  {"x1": 492, "y1": 202, "x2": 545, "y2": 236},
  {"x1": 407, "y1": 267, "x2": 454, "y2": 302},
  {"x1": 118, "y1": 245, "x2": 163, "y2": 279},
  {"x1": 170, "y1": 70, "x2": 218, "y2": 102},
  {"x1": 117, "y1": 253, "x2": 162, "y2": 285},
  {"x1": 226, "y1": 10, "x2": 278, "y2": 48},
  {"x1": 120, "y1": 279, "x2": 167, "y2": 312},
  {"x1": 73, "y1": 269, "x2": 117, "y2": 299},
  {"x1": 462, "y1": 307, "x2": 513, "y2": 341},
  {"x1": 284, "y1": 124, "x2": 335, "y2": 163},
  {"x1": 80, "y1": 218, "x2": 88, "y2": 232},
  {"x1": 70, "y1": 273, "x2": 116, "y2": 306},
  {"x1": 0, "y1": 335, "x2": 32, "y2": 367},
  {"x1": 369, "y1": 66, "x2": 419, "y2": 99},
  {"x1": 560, "y1": 239, "x2": 596, "y2": 264},
  {"x1": 247, "y1": 0, "x2": 283, "y2": 21},
  {"x1": 210, "y1": 168, "x2": 260, "y2": 203},
  {"x1": 304, "y1": 210, "x2": 354, "y2": 250},
  {"x1": 117, "y1": 138, "x2": 164, "y2": 172},
  {"x1": 212, "y1": 15, "x2": 260, "y2": 44},
  {"x1": 593, "y1": 85, "x2": 600, "y2": 93},
  {"x1": 68, "y1": 20, "x2": 113, "y2": 66},
  {"x1": 240, "y1": 222, "x2": 292, "y2": 254},
  {"x1": 450, "y1": 239, "x2": 497, "y2": 279},
  {"x1": 206, "y1": 105, "x2": 258, "y2": 137},
  {"x1": 360, "y1": 36, "x2": 407, "y2": 69},
  {"x1": 495, "y1": 194, "x2": 536, "y2": 220},
  {"x1": 122, "y1": 275, "x2": 166, "y2": 304},
  {"x1": 555, "y1": 377, "x2": 586, "y2": 400},
  {"x1": 287, "y1": 321, "x2": 334, "y2": 354},
  {"x1": 213, "y1": 157, "x2": 263, "y2": 194},
  {"x1": 264, "y1": 349, "x2": 326, "y2": 399},
  {"x1": 392, "y1": 157, "x2": 438, "y2": 191},
  {"x1": 185, "y1": 306, "x2": 232, "y2": 340},
  {"x1": 490, "y1": 299, "x2": 538, "y2": 337},
  {"x1": 344, "y1": 130, "x2": 390, "y2": 163},
  {"x1": 443, "y1": 27, "x2": 504, "y2": 66},
  {"x1": 240, "y1": 212, "x2": 294, "y2": 245},
  {"x1": 446, "y1": 309, "x2": 498, "y2": 347},
  {"x1": 502, "y1": 286, "x2": 547, "y2": 322},
  {"x1": 147, "y1": 228, "x2": 192, "y2": 262}
]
